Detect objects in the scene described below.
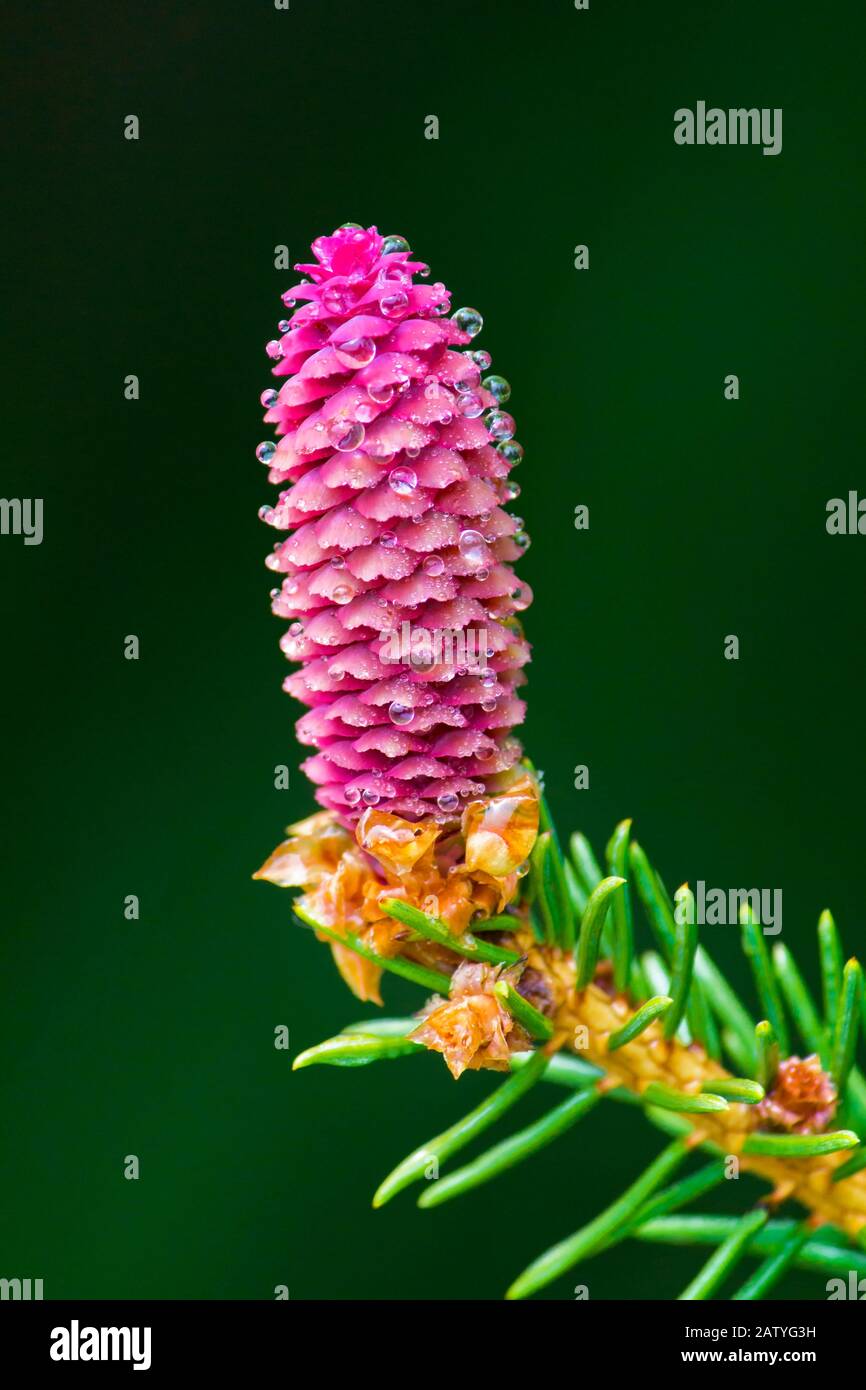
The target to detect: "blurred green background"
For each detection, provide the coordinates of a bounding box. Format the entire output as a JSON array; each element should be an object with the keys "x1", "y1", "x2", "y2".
[{"x1": 2, "y1": 0, "x2": 864, "y2": 1299}]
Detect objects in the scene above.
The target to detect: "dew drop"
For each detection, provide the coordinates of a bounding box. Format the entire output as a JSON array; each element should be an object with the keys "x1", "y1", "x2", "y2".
[
  {"x1": 379, "y1": 290, "x2": 409, "y2": 318},
  {"x1": 345, "y1": 786, "x2": 362, "y2": 806},
  {"x1": 382, "y1": 234, "x2": 410, "y2": 255},
  {"x1": 458, "y1": 529, "x2": 487, "y2": 567},
  {"x1": 367, "y1": 382, "x2": 395, "y2": 406},
  {"x1": 362, "y1": 788, "x2": 380, "y2": 806},
  {"x1": 485, "y1": 410, "x2": 516, "y2": 442},
  {"x1": 452, "y1": 307, "x2": 483, "y2": 338},
  {"x1": 437, "y1": 792, "x2": 460, "y2": 814},
  {"x1": 332, "y1": 584, "x2": 353, "y2": 604},
  {"x1": 470, "y1": 350, "x2": 492, "y2": 370},
  {"x1": 483, "y1": 374, "x2": 511, "y2": 404},
  {"x1": 481, "y1": 697, "x2": 498, "y2": 713},
  {"x1": 334, "y1": 336, "x2": 376, "y2": 370},
  {"x1": 512, "y1": 584, "x2": 531, "y2": 611},
  {"x1": 265, "y1": 340, "x2": 283, "y2": 360},
  {"x1": 260, "y1": 388, "x2": 278, "y2": 409},
  {"x1": 456, "y1": 391, "x2": 484, "y2": 419},
  {"x1": 288, "y1": 621, "x2": 304, "y2": 637},
  {"x1": 411, "y1": 643, "x2": 436, "y2": 673},
  {"x1": 365, "y1": 441, "x2": 397, "y2": 464},
  {"x1": 256, "y1": 440, "x2": 276, "y2": 463},
  {"x1": 514, "y1": 530, "x2": 531, "y2": 552},
  {"x1": 423, "y1": 554, "x2": 445, "y2": 577},
  {"x1": 329, "y1": 555, "x2": 346, "y2": 569},
  {"x1": 388, "y1": 466, "x2": 418, "y2": 496},
  {"x1": 516, "y1": 860, "x2": 530, "y2": 879},
  {"x1": 381, "y1": 531, "x2": 397, "y2": 548},
  {"x1": 258, "y1": 504, "x2": 274, "y2": 522},
  {"x1": 496, "y1": 440, "x2": 524, "y2": 465},
  {"x1": 454, "y1": 363, "x2": 481, "y2": 393},
  {"x1": 388, "y1": 700, "x2": 414, "y2": 726},
  {"x1": 328, "y1": 420, "x2": 365, "y2": 452}
]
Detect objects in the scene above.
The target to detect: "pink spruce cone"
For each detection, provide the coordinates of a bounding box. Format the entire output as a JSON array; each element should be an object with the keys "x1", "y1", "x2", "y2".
[{"x1": 258, "y1": 224, "x2": 532, "y2": 824}]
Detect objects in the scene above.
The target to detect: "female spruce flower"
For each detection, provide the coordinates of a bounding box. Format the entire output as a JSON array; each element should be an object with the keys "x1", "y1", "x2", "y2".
[
  {"x1": 258, "y1": 224, "x2": 531, "y2": 823},
  {"x1": 255, "y1": 224, "x2": 540, "y2": 1012}
]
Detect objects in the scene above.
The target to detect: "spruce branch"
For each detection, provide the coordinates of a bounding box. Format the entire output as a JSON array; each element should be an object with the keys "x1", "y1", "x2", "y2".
[{"x1": 255, "y1": 225, "x2": 866, "y2": 1299}]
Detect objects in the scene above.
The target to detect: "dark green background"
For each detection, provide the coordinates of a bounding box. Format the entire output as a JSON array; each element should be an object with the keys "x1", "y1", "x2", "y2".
[{"x1": 2, "y1": 0, "x2": 864, "y2": 1299}]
